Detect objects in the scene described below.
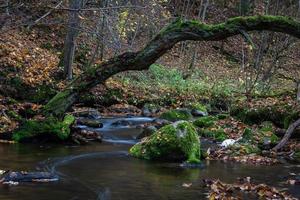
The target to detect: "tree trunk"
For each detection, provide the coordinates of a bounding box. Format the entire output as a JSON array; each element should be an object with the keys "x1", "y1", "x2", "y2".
[
  {"x1": 297, "y1": 81, "x2": 300, "y2": 102},
  {"x1": 44, "y1": 15, "x2": 300, "y2": 118},
  {"x1": 272, "y1": 118, "x2": 300, "y2": 151},
  {"x1": 63, "y1": 0, "x2": 82, "y2": 80}
]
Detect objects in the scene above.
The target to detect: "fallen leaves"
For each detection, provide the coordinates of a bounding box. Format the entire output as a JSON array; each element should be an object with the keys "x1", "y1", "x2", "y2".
[
  {"x1": 0, "y1": 30, "x2": 60, "y2": 86},
  {"x1": 203, "y1": 178, "x2": 298, "y2": 200}
]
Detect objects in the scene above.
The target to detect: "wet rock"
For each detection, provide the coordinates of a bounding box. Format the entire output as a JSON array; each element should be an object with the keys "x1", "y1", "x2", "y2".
[
  {"x1": 73, "y1": 109, "x2": 101, "y2": 119},
  {"x1": 136, "y1": 126, "x2": 157, "y2": 139},
  {"x1": 79, "y1": 130, "x2": 102, "y2": 141},
  {"x1": 152, "y1": 118, "x2": 171, "y2": 129},
  {"x1": 191, "y1": 109, "x2": 207, "y2": 117},
  {"x1": 0, "y1": 171, "x2": 59, "y2": 184},
  {"x1": 130, "y1": 121, "x2": 201, "y2": 163},
  {"x1": 76, "y1": 119, "x2": 103, "y2": 128},
  {"x1": 71, "y1": 128, "x2": 102, "y2": 144},
  {"x1": 260, "y1": 137, "x2": 272, "y2": 150},
  {"x1": 141, "y1": 107, "x2": 152, "y2": 117},
  {"x1": 107, "y1": 104, "x2": 141, "y2": 115},
  {"x1": 142, "y1": 104, "x2": 160, "y2": 117},
  {"x1": 111, "y1": 120, "x2": 133, "y2": 127}
]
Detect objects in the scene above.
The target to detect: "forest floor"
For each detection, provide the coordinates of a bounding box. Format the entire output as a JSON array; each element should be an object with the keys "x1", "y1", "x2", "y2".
[{"x1": 1, "y1": 26, "x2": 300, "y2": 165}]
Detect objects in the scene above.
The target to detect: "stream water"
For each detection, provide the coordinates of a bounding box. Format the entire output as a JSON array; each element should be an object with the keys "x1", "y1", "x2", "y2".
[{"x1": 0, "y1": 117, "x2": 300, "y2": 200}]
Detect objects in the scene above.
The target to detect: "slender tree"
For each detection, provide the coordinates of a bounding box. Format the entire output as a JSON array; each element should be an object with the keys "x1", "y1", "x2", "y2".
[{"x1": 63, "y1": 0, "x2": 83, "y2": 80}]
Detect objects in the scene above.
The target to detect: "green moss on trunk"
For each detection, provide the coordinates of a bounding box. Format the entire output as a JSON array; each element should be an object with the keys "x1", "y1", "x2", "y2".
[{"x1": 41, "y1": 15, "x2": 300, "y2": 118}]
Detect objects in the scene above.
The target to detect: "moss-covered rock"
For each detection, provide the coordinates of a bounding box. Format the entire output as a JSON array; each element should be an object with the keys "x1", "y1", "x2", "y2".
[
  {"x1": 193, "y1": 116, "x2": 217, "y2": 128},
  {"x1": 13, "y1": 115, "x2": 75, "y2": 142},
  {"x1": 160, "y1": 109, "x2": 193, "y2": 122},
  {"x1": 129, "y1": 121, "x2": 201, "y2": 163}
]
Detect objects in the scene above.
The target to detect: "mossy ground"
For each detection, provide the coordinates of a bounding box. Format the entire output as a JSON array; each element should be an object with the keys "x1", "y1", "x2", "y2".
[
  {"x1": 230, "y1": 99, "x2": 299, "y2": 129},
  {"x1": 193, "y1": 116, "x2": 217, "y2": 128},
  {"x1": 130, "y1": 121, "x2": 201, "y2": 164}
]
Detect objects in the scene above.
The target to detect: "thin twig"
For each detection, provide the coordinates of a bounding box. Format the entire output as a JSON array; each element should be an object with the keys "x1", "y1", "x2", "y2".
[
  {"x1": 33, "y1": 0, "x2": 64, "y2": 25},
  {"x1": 49, "y1": 5, "x2": 146, "y2": 12}
]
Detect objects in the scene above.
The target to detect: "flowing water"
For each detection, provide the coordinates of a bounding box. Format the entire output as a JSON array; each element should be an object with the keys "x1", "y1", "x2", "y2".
[{"x1": 0, "y1": 117, "x2": 300, "y2": 200}]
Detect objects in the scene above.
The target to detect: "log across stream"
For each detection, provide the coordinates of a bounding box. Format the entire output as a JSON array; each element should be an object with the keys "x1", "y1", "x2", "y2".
[{"x1": 0, "y1": 116, "x2": 300, "y2": 200}]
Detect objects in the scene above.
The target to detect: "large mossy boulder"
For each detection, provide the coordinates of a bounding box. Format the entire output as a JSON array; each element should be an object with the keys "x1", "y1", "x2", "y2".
[
  {"x1": 13, "y1": 115, "x2": 75, "y2": 142},
  {"x1": 160, "y1": 109, "x2": 193, "y2": 122},
  {"x1": 129, "y1": 121, "x2": 201, "y2": 163}
]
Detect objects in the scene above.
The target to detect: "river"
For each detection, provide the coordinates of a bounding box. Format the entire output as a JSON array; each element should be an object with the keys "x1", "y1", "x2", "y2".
[{"x1": 0, "y1": 117, "x2": 300, "y2": 200}]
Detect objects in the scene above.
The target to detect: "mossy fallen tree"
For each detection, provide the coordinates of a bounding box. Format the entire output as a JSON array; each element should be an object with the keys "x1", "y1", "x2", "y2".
[
  {"x1": 43, "y1": 15, "x2": 300, "y2": 118},
  {"x1": 14, "y1": 15, "x2": 300, "y2": 142}
]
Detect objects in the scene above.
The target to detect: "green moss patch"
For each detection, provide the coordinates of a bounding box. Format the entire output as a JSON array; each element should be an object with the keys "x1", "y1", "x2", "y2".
[
  {"x1": 160, "y1": 109, "x2": 193, "y2": 122},
  {"x1": 129, "y1": 121, "x2": 201, "y2": 163},
  {"x1": 13, "y1": 115, "x2": 75, "y2": 142},
  {"x1": 199, "y1": 128, "x2": 227, "y2": 142},
  {"x1": 193, "y1": 116, "x2": 217, "y2": 128}
]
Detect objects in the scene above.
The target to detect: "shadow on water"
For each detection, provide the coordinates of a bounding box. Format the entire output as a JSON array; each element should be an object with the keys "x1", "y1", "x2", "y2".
[{"x1": 0, "y1": 117, "x2": 300, "y2": 200}]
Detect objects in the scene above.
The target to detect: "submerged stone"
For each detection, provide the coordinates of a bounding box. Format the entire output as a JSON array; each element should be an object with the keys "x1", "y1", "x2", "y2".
[
  {"x1": 0, "y1": 171, "x2": 59, "y2": 184},
  {"x1": 129, "y1": 121, "x2": 201, "y2": 164},
  {"x1": 136, "y1": 126, "x2": 157, "y2": 140},
  {"x1": 76, "y1": 118, "x2": 103, "y2": 128}
]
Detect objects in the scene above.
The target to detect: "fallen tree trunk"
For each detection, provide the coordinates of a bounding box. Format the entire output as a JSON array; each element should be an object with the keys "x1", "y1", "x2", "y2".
[
  {"x1": 43, "y1": 15, "x2": 300, "y2": 118},
  {"x1": 272, "y1": 118, "x2": 300, "y2": 151}
]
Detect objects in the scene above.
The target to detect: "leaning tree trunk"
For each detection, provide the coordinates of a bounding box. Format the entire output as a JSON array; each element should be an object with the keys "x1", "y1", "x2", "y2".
[
  {"x1": 272, "y1": 118, "x2": 300, "y2": 151},
  {"x1": 44, "y1": 15, "x2": 300, "y2": 118}
]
